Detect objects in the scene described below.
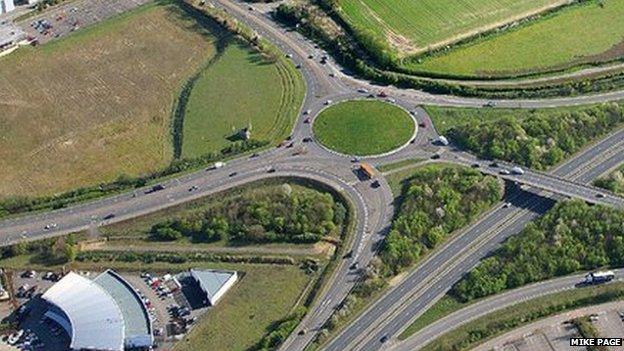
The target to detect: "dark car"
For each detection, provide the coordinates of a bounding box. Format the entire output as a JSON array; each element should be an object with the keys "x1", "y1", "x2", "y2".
[
  {"x1": 250, "y1": 153, "x2": 260, "y2": 158},
  {"x1": 229, "y1": 172, "x2": 238, "y2": 177},
  {"x1": 267, "y1": 168, "x2": 276, "y2": 173},
  {"x1": 489, "y1": 162, "x2": 499, "y2": 168},
  {"x1": 146, "y1": 184, "x2": 165, "y2": 193},
  {"x1": 380, "y1": 335, "x2": 389, "y2": 343},
  {"x1": 103, "y1": 213, "x2": 115, "y2": 220},
  {"x1": 371, "y1": 180, "x2": 380, "y2": 188},
  {"x1": 431, "y1": 154, "x2": 441, "y2": 160},
  {"x1": 471, "y1": 163, "x2": 480, "y2": 168},
  {"x1": 343, "y1": 250, "x2": 353, "y2": 259},
  {"x1": 302, "y1": 137, "x2": 313, "y2": 143}
]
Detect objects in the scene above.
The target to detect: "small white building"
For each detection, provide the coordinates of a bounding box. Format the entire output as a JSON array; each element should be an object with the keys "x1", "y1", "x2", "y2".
[
  {"x1": 190, "y1": 269, "x2": 237, "y2": 305},
  {"x1": 0, "y1": 0, "x2": 15, "y2": 14}
]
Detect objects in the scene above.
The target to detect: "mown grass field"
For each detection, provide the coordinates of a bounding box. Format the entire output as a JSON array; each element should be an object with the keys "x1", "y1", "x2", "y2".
[
  {"x1": 313, "y1": 100, "x2": 414, "y2": 156},
  {"x1": 339, "y1": 0, "x2": 563, "y2": 52},
  {"x1": 410, "y1": 0, "x2": 624, "y2": 77},
  {"x1": 181, "y1": 42, "x2": 304, "y2": 158},
  {"x1": 174, "y1": 263, "x2": 310, "y2": 351},
  {"x1": 0, "y1": 2, "x2": 218, "y2": 197}
]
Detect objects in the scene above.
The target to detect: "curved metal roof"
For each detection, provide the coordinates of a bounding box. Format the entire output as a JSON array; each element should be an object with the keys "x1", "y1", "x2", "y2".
[{"x1": 42, "y1": 272, "x2": 125, "y2": 351}]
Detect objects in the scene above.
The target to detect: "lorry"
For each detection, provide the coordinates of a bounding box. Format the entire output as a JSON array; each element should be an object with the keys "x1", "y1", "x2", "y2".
[
  {"x1": 584, "y1": 270, "x2": 615, "y2": 285},
  {"x1": 360, "y1": 163, "x2": 375, "y2": 180}
]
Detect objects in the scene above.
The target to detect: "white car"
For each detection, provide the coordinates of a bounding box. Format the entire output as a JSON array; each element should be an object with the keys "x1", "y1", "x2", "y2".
[{"x1": 511, "y1": 166, "x2": 525, "y2": 175}]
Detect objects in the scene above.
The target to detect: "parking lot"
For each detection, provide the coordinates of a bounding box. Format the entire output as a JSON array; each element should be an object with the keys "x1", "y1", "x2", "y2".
[
  {"x1": 0, "y1": 269, "x2": 212, "y2": 350},
  {"x1": 18, "y1": 0, "x2": 150, "y2": 45},
  {"x1": 487, "y1": 304, "x2": 624, "y2": 351}
]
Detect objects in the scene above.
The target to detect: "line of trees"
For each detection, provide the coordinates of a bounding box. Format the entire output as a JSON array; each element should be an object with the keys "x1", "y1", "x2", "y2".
[
  {"x1": 452, "y1": 200, "x2": 624, "y2": 302},
  {"x1": 150, "y1": 184, "x2": 347, "y2": 244},
  {"x1": 448, "y1": 102, "x2": 624, "y2": 170},
  {"x1": 380, "y1": 166, "x2": 502, "y2": 275}
]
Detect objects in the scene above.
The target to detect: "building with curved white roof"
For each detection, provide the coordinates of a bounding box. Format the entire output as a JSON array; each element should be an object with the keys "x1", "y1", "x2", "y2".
[{"x1": 41, "y1": 270, "x2": 153, "y2": 351}]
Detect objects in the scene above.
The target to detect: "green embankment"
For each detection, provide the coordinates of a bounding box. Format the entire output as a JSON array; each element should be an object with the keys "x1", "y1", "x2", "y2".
[{"x1": 181, "y1": 42, "x2": 304, "y2": 158}]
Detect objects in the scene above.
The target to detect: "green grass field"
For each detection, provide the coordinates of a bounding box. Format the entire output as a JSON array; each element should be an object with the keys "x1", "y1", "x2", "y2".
[
  {"x1": 0, "y1": 2, "x2": 219, "y2": 197},
  {"x1": 339, "y1": 0, "x2": 562, "y2": 52},
  {"x1": 410, "y1": 0, "x2": 624, "y2": 77},
  {"x1": 313, "y1": 100, "x2": 414, "y2": 156},
  {"x1": 180, "y1": 42, "x2": 304, "y2": 158},
  {"x1": 175, "y1": 264, "x2": 309, "y2": 351}
]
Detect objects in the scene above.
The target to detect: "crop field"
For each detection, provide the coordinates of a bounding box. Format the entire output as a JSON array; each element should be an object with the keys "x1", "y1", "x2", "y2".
[
  {"x1": 180, "y1": 41, "x2": 304, "y2": 158},
  {"x1": 0, "y1": 2, "x2": 219, "y2": 197},
  {"x1": 410, "y1": 0, "x2": 624, "y2": 77},
  {"x1": 313, "y1": 100, "x2": 414, "y2": 156},
  {"x1": 338, "y1": 0, "x2": 565, "y2": 53}
]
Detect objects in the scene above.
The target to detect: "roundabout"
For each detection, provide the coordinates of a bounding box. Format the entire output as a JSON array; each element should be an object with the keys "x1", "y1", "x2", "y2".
[{"x1": 312, "y1": 100, "x2": 417, "y2": 157}]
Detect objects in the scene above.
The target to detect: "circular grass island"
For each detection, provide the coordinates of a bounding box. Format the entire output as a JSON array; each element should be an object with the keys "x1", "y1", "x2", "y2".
[{"x1": 313, "y1": 100, "x2": 415, "y2": 156}]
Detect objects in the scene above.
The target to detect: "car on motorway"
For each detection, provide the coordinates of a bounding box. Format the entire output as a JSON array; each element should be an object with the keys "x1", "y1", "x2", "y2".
[
  {"x1": 503, "y1": 202, "x2": 511, "y2": 208},
  {"x1": 471, "y1": 163, "x2": 480, "y2": 168},
  {"x1": 250, "y1": 153, "x2": 260, "y2": 158},
  {"x1": 324, "y1": 100, "x2": 333, "y2": 105},
  {"x1": 380, "y1": 334, "x2": 389, "y2": 343},
  {"x1": 150, "y1": 184, "x2": 166, "y2": 192},
  {"x1": 343, "y1": 250, "x2": 353, "y2": 259},
  {"x1": 431, "y1": 153, "x2": 441, "y2": 160},
  {"x1": 419, "y1": 121, "x2": 427, "y2": 128},
  {"x1": 349, "y1": 262, "x2": 359, "y2": 270},
  {"x1": 267, "y1": 168, "x2": 276, "y2": 173},
  {"x1": 188, "y1": 185, "x2": 199, "y2": 192},
  {"x1": 229, "y1": 172, "x2": 238, "y2": 177},
  {"x1": 371, "y1": 180, "x2": 380, "y2": 188},
  {"x1": 489, "y1": 162, "x2": 499, "y2": 167},
  {"x1": 511, "y1": 166, "x2": 525, "y2": 175},
  {"x1": 304, "y1": 117, "x2": 311, "y2": 124},
  {"x1": 484, "y1": 101, "x2": 497, "y2": 107},
  {"x1": 44, "y1": 223, "x2": 58, "y2": 230},
  {"x1": 596, "y1": 193, "x2": 606, "y2": 198},
  {"x1": 308, "y1": 54, "x2": 314, "y2": 59},
  {"x1": 499, "y1": 169, "x2": 511, "y2": 175},
  {"x1": 103, "y1": 213, "x2": 115, "y2": 220},
  {"x1": 302, "y1": 137, "x2": 313, "y2": 143},
  {"x1": 357, "y1": 88, "x2": 368, "y2": 94},
  {"x1": 303, "y1": 109, "x2": 311, "y2": 115}
]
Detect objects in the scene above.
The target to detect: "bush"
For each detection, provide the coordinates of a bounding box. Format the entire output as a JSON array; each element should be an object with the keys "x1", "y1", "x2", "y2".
[
  {"x1": 452, "y1": 200, "x2": 624, "y2": 302},
  {"x1": 380, "y1": 166, "x2": 502, "y2": 274},
  {"x1": 447, "y1": 102, "x2": 624, "y2": 170}
]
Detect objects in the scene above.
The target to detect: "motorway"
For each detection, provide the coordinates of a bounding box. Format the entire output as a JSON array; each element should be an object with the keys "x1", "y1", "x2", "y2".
[
  {"x1": 3, "y1": 1, "x2": 624, "y2": 351},
  {"x1": 393, "y1": 269, "x2": 624, "y2": 351},
  {"x1": 323, "y1": 124, "x2": 624, "y2": 351}
]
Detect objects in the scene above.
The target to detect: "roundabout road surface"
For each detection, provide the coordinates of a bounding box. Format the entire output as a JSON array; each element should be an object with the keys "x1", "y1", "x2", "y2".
[{"x1": 3, "y1": 2, "x2": 624, "y2": 351}]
